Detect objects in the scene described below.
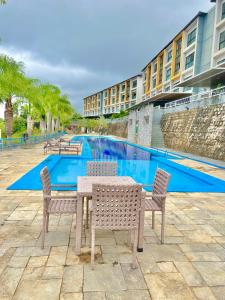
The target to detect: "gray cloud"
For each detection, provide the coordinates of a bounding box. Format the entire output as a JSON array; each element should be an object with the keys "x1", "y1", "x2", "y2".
[{"x1": 0, "y1": 0, "x2": 213, "y2": 112}]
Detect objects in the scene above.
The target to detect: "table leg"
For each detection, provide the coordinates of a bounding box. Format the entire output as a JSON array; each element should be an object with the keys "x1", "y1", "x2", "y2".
[
  {"x1": 137, "y1": 208, "x2": 144, "y2": 252},
  {"x1": 75, "y1": 195, "x2": 83, "y2": 255}
]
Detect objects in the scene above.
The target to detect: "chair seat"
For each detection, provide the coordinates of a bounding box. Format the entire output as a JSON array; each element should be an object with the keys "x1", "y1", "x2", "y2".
[
  {"x1": 48, "y1": 199, "x2": 77, "y2": 214},
  {"x1": 145, "y1": 198, "x2": 161, "y2": 211}
]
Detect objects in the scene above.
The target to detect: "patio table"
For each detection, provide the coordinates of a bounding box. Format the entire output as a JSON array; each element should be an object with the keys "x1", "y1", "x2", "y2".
[{"x1": 75, "y1": 176, "x2": 145, "y2": 255}]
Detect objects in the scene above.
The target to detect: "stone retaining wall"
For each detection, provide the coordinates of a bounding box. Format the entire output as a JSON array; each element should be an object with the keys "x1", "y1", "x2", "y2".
[
  {"x1": 161, "y1": 103, "x2": 225, "y2": 161},
  {"x1": 106, "y1": 119, "x2": 128, "y2": 138}
]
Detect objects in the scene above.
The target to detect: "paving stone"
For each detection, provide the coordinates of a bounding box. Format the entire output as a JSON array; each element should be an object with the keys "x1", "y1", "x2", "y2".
[
  {"x1": 137, "y1": 250, "x2": 160, "y2": 274},
  {"x1": 22, "y1": 266, "x2": 45, "y2": 280},
  {"x1": 145, "y1": 272, "x2": 196, "y2": 300},
  {"x1": 145, "y1": 244, "x2": 188, "y2": 262},
  {"x1": 106, "y1": 290, "x2": 151, "y2": 300},
  {"x1": 42, "y1": 266, "x2": 64, "y2": 279},
  {"x1": 174, "y1": 261, "x2": 204, "y2": 286},
  {"x1": 182, "y1": 230, "x2": 216, "y2": 243},
  {"x1": 0, "y1": 267, "x2": 24, "y2": 298},
  {"x1": 47, "y1": 246, "x2": 67, "y2": 266},
  {"x1": 185, "y1": 251, "x2": 221, "y2": 262},
  {"x1": 27, "y1": 255, "x2": 48, "y2": 267},
  {"x1": 13, "y1": 279, "x2": 62, "y2": 300},
  {"x1": 83, "y1": 264, "x2": 126, "y2": 292},
  {"x1": 60, "y1": 293, "x2": 83, "y2": 300},
  {"x1": 157, "y1": 261, "x2": 177, "y2": 273},
  {"x1": 193, "y1": 262, "x2": 225, "y2": 286},
  {"x1": 179, "y1": 243, "x2": 210, "y2": 253},
  {"x1": 101, "y1": 245, "x2": 132, "y2": 254},
  {"x1": 84, "y1": 292, "x2": 106, "y2": 300},
  {"x1": 62, "y1": 265, "x2": 83, "y2": 293},
  {"x1": 96, "y1": 237, "x2": 116, "y2": 246},
  {"x1": 102, "y1": 253, "x2": 132, "y2": 264},
  {"x1": 14, "y1": 246, "x2": 50, "y2": 257},
  {"x1": 7, "y1": 256, "x2": 29, "y2": 268},
  {"x1": 211, "y1": 287, "x2": 225, "y2": 300},
  {"x1": 193, "y1": 287, "x2": 217, "y2": 300},
  {"x1": 121, "y1": 263, "x2": 147, "y2": 290},
  {"x1": 37, "y1": 231, "x2": 70, "y2": 247}
]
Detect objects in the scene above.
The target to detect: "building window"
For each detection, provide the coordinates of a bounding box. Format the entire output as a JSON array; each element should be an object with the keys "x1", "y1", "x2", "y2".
[
  {"x1": 132, "y1": 80, "x2": 137, "y2": 88},
  {"x1": 125, "y1": 103, "x2": 129, "y2": 109},
  {"x1": 158, "y1": 55, "x2": 163, "y2": 84},
  {"x1": 167, "y1": 50, "x2": 172, "y2": 62},
  {"x1": 121, "y1": 94, "x2": 125, "y2": 102},
  {"x1": 112, "y1": 88, "x2": 116, "y2": 95},
  {"x1": 175, "y1": 38, "x2": 182, "y2": 74},
  {"x1": 112, "y1": 97, "x2": 115, "y2": 104},
  {"x1": 104, "y1": 91, "x2": 108, "y2": 97},
  {"x1": 131, "y1": 91, "x2": 137, "y2": 99},
  {"x1": 185, "y1": 52, "x2": 195, "y2": 69},
  {"x1": 165, "y1": 68, "x2": 171, "y2": 81},
  {"x1": 121, "y1": 104, "x2": 124, "y2": 111},
  {"x1": 121, "y1": 84, "x2": 125, "y2": 92},
  {"x1": 222, "y1": 2, "x2": 225, "y2": 20},
  {"x1": 152, "y1": 77, "x2": 156, "y2": 88},
  {"x1": 153, "y1": 63, "x2": 157, "y2": 73},
  {"x1": 219, "y1": 30, "x2": 225, "y2": 50},
  {"x1": 187, "y1": 28, "x2": 196, "y2": 47}
]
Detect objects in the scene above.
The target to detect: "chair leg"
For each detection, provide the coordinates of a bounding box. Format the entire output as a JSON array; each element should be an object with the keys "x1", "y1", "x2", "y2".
[
  {"x1": 91, "y1": 227, "x2": 95, "y2": 269},
  {"x1": 132, "y1": 229, "x2": 138, "y2": 269},
  {"x1": 86, "y1": 198, "x2": 89, "y2": 229},
  {"x1": 161, "y1": 211, "x2": 165, "y2": 244},
  {"x1": 46, "y1": 213, "x2": 49, "y2": 232},
  {"x1": 89, "y1": 212, "x2": 92, "y2": 247},
  {"x1": 152, "y1": 211, "x2": 155, "y2": 229},
  {"x1": 42, "y1": 214, "x2": 46, "y2": 249}
]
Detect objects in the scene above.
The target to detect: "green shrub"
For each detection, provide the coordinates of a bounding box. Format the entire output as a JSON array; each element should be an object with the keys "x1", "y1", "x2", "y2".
[{"x1": 13, "y1": 117, "x2": 27, "y2": 134}]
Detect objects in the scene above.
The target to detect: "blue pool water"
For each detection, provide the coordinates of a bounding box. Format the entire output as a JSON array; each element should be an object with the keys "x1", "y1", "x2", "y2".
[{"x1": 8, "y1": 135, "x2": 225, "y2": 192}]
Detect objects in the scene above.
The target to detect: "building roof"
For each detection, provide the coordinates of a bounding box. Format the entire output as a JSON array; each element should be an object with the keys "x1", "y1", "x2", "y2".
[
  {"x1": 141, "y1": 11, "x2": 207, "y2": 71},
  {"x1": 176, "y1": 68, "x2": 225, "y2": 88},
  {"x1": 84, "y1": 74, "x2": 142, "y2": 99}
]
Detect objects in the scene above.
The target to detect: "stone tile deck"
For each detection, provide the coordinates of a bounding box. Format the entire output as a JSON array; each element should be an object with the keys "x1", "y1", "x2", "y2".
[{"x1": 0, "y1": 145, "x2": 225, "y2": 299}]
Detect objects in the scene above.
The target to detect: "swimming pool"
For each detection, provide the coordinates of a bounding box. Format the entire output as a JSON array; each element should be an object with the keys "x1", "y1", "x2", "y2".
[{"x1": 8, "y1": 135, "x2": 225, "y2": 192}]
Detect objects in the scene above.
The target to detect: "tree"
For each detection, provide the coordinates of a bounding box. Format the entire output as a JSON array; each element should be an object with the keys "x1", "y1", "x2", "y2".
[
  {"x1": 0, "y1": 55, "x2": 26, "y2": 137},
  {"x1": 0, "y1": 0, "x2": 7, "y2": 4},
  {"x1": 0, "y1": 54, "x2": 76, "y2": 137}
]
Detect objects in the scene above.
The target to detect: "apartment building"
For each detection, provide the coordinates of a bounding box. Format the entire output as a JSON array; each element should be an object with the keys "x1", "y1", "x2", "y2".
[
  {"x1": 84, "y1": 75, "x2": 142, "y2": 117},
  {"x1": 84, "y1": 0, "x2": 225, "y2": 116}
]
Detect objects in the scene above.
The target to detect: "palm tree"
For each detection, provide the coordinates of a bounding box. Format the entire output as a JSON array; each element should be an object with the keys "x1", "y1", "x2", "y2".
[
  {"x1": 0, "y1": 54, "x2": 76, "y2": 137},
  {"x1": 0, "y1": 55, "x2": 26, "y2": 137},
  {"x1": 55, "y1": 94, "x2": 74, "y2": 131}
]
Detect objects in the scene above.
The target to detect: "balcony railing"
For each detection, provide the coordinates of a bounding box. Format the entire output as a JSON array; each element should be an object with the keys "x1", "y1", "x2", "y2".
[{"x1": 164, "y1": 86, "x2": 225, "y2": 109}]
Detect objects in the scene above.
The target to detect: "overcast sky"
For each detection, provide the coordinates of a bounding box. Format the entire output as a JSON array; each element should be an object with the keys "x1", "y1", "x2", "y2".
[{"x1": 0, "y1": 0, "x2": 213, "y2": 115}]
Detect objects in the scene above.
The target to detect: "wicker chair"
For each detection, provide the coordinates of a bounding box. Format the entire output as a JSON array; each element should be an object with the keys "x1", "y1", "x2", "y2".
[
  {"x1": 40, "y1": 166, "x2": 77, "y2": 248},
  {"x1": 85, "y1": 161, "x2": 118, "y2": 228},
  {"x1": 86, "y1": 161, "x2": 118, "y2": 176},
  {"x1": 90, "y1": 184, "x2": 142, "y2": 268},
  {"x1": 145, "y1": 168, "x2": 170, "y2": 244}
]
